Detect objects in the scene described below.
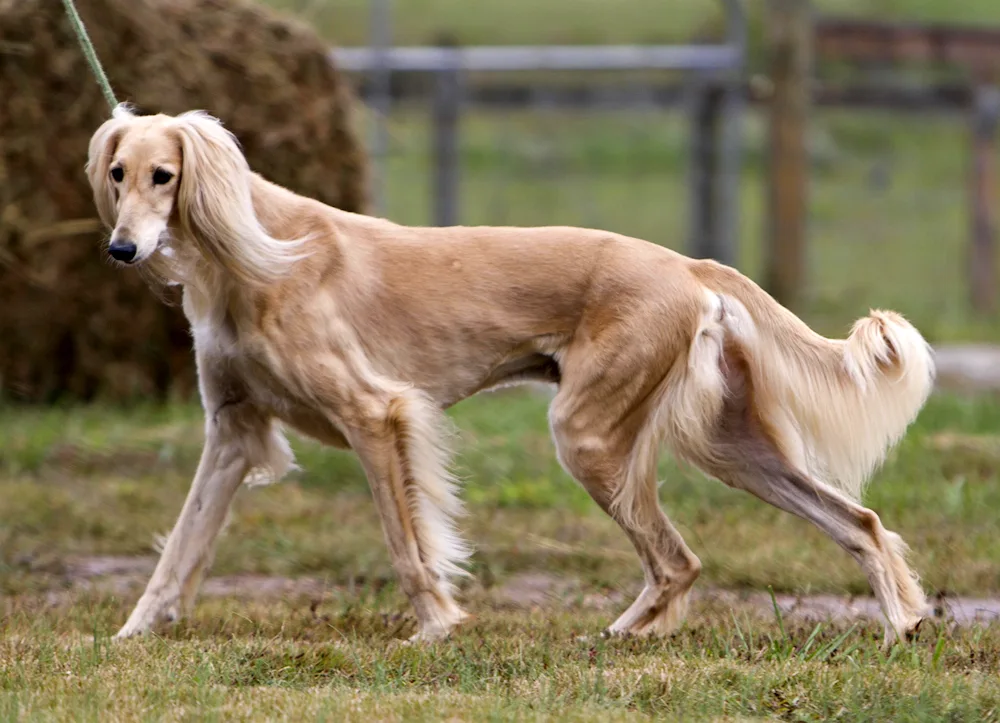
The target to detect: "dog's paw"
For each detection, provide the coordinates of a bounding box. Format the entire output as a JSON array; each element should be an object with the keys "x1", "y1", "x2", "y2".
[
  {"x1": 904, "y1": 617, "x2": 926, "y2": 642},
  {"x1": 407, "y1": 625, "x2": 453, "y2": 644},
  {"x1": 881, "y1": 616, "x2": 927, "y2": 651},
  {"x1": 114, "y1": 594, "x2": 181, "y2": 640},
  {"x1": 113, "y1": 623, "x2": 150, "y2": 641},
  {"x1": 602, "y1": 627, "x2": 636, "y2": 641}
]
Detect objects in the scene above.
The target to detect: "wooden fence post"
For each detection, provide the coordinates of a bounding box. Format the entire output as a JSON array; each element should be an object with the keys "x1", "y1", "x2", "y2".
[
  {"x1": 764, "y1": 0, "x2": 812, "y2": 310},
  {"x1": 969, "y1": 84, "x2": 1000, "y2": 314}
]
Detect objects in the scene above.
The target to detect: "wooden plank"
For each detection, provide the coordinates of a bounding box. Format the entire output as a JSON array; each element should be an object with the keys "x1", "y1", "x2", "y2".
[
  {"x1": 330, "y1": 44, "x2": 741, "y2": 73},
  {"x1": 969, "y1": 86, "x2": 1000, "y2": 314},
  {"x1": 348, "y1": 78, "x2": 972, "y2": 112},
  {"x1": 815, "y1": 18, "x2": 1000, "y2": 71},
  {"x1": 764, "y1": 0, "x2": 812, "y2": 309}
]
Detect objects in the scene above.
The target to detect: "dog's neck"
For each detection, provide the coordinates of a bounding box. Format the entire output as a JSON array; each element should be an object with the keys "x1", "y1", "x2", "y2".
[
  {"x1": 171, "y1": 247, "x2": 241, "y2": 335},
  {"x1": 168, "y1": 172, "x2": 327, "y2": 333},
  {"x1": 247, "y1": 173, "x2": 307, "y2": 235}
]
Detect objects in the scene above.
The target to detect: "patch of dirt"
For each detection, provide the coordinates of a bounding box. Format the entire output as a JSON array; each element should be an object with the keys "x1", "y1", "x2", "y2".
[
  {"x1": 37, "y1": 558, "x2": 1000, "y2": 628},
  {"x1": 926, "y1": 432, "x2": 1000, "y2": 457},
  {"x1": 490, "y1": 571, "x2": 627, "y2": 611},
  {"x1": 54, "y1": 555, "x2": 333, "y2": 602},
  {"x1": 491, "y1": 572, "x2": 1000, "y2": 628},
  {"x1": 933, "y1": 344, "x2": 1000, "y2": 392},
  {"x1": 201, "y1": 575, "x2": 331, "y2": 599},
  {"x1": 695, "y1": 587, "x2": 1000, "y2": 628},
  {"x1": 65, "y1": 555, "x2": 156, "y2": 578}
]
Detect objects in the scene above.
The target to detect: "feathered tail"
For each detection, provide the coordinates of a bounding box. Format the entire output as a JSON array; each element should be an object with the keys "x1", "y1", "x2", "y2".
[
  {"x1": 609, "y1": 261, "x2": 935, "y2": 525},
  {"x1": 694, "y1": 261, "x2": 935, "y2": 500}
]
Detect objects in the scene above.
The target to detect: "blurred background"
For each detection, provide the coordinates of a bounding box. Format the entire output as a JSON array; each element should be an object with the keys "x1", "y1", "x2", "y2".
[{"x1": 5, "y1": 0, "x2": 1000, "y2": 402}]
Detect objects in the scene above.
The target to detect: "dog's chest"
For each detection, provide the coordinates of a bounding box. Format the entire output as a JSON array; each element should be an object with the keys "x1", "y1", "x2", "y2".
[{"x1": 197, "y1": 321, "x2": 348, "y2": 446}]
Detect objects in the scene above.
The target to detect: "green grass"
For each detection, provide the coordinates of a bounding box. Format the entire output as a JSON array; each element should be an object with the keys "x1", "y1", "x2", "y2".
[
  {"x1": 5, "y1": 390, "x2": 1000, "y2": 596},
  {"x1": 2, "y1": 389, "x2": 1000, "y2": 719},
  {"x1": 265, "y1": 0, "x2": 1000, "y2": 49},
  {"x1": 2, "y1": 597, "x2": 998, "y2": 721}
]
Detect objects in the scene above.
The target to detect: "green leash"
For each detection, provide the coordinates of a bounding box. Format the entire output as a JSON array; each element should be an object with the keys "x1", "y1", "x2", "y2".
[{"x1": 60, "y1": 0, "x2": 118, "y2": 110}]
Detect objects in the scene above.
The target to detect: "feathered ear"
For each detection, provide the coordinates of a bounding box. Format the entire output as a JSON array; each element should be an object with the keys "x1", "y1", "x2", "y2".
[
  {"x1": 86, "y1": 104, "x2": 135, "y2": 228},
  {"x1": 172, "y1": 111, "x2": 307, "y2": 287}
]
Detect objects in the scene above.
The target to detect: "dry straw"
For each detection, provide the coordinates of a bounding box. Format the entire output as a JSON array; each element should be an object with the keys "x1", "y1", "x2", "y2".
[{"x1": 0, "y1": 0, "x2": 367, "y2": 401}]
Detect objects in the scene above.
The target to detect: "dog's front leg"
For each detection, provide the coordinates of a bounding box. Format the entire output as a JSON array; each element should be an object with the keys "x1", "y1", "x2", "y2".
[
  {"x1": 115, "y1": 408, "x2": 269, "y2": 639},
  {"x1": 342, "y1": 389, "x2": 470, "y2": 642}
]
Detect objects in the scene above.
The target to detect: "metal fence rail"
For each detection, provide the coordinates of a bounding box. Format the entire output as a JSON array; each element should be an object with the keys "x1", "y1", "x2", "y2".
[
  {"x1": 332, "y1": 0, "x2": 748, "y2": 268},
  {"x1": 330, "y1": 44, "x2": 742, "y2": 73}
]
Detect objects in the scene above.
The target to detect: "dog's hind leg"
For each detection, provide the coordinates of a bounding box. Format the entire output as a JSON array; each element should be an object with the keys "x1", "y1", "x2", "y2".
[
  {"x1": 549, "y1": 335, "x2": 704, "y2": 638},
  {"x1": 727, "y1": 465, "x2": 927, "y2": 646},
  {"x1": 341, "y1": 387, "x2": 470, "y2": 642},
  {"x1": 550, "y1": 405, "x2": 702, "y2": 638},
  {"x1": 116, "y1": 401, "x2": 285, "y2": 639},
  {"x1": 697, "y1": 343, "x2": 929, "y2": 647}
]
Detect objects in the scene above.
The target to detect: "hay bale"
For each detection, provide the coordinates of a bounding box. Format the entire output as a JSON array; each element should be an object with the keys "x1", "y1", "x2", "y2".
[{"x1": 0, "y1": 0, "x2": 367, "y2": 402}]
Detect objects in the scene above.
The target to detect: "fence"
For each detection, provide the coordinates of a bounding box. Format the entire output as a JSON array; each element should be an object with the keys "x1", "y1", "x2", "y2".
[
  {"x1": 813, "y1": 16, "x2": 1000, "y2": 317},
  {"x1": 330, "y1": 0, "x2": 748, "y2": 267},
  {"x1": 328, "y1": 2, "x2": 1000, "y2": 342}
]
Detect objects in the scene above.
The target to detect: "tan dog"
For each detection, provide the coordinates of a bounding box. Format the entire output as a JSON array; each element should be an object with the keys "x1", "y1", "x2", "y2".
[{"x1": 87, "y1": 106, "x2": 935, "y2": 646}]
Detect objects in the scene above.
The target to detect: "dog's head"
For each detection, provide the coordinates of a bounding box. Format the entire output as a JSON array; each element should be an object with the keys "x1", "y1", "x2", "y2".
[
  {"x1": 87, "y1": 105, "x2": 289, "y2": 284},
  {"x1": 87, "y1": 106, "x2": 179, "y2": 265}
]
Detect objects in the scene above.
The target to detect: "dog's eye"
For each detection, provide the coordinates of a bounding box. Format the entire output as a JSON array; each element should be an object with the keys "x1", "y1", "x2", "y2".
[
  {"x1": 152, "y1": 169, "x2": 174, "y2": 186},
  {"x1": 110, "y1": 167, "x2": 124, "y2": 183}
]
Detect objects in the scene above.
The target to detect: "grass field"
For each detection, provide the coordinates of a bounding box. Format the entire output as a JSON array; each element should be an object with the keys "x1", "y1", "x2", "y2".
[
  {"x1": 265, "y1": 0, "x2": 1000, "y2": 49},
  {"x1": 2, "y1": 389, "x2": 1000, "y2": 720}
]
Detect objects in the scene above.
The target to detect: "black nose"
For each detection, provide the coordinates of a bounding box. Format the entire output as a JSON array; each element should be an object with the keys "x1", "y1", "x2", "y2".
[{"x1": 108, "y1": 240, "x2": 137, "y2": 263}]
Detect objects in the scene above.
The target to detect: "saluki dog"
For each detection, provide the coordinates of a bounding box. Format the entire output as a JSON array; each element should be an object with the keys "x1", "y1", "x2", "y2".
[{"x1": 87, "y1": 106, "x2": 935, "y2": 646}]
